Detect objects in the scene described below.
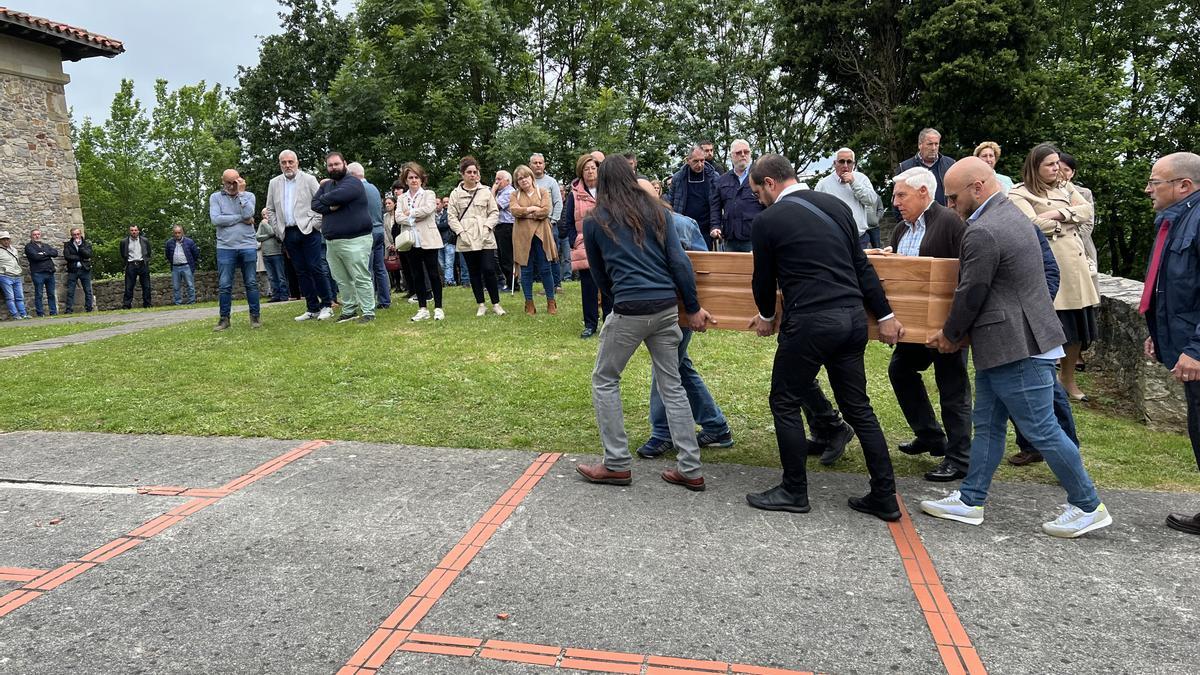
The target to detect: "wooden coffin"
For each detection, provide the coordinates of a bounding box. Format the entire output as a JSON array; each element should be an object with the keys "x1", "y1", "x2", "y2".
[{"x1": 680, "y1": 251, "x2": 958, "y2": 344}]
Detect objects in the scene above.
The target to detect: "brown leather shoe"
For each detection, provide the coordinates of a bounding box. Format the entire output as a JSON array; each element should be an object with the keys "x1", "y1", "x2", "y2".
[
  {"x1": 1007, "y1": 450, "x2": 1044, "y2": 466},
  {"x1": 661, "y1": 468, "x2": 705, "y2": 492},
  {"x1": 524, "y1": 300, "x2": 536, "y2": 316},
  {"x1": 547, "y1": 299, "x2": 558, "y2": 315},
  {"x1": 576, "y1": 462, "x2": 631, "y2": 485}
]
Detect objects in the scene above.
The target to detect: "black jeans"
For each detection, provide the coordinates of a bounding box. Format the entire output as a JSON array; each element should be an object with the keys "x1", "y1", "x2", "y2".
[
  {"x1": 578, "y1": 268, "x2": 613, "y2": 331},
  {"x1": 888, "y1": 343, "x2": 973, "y2": 470},
  {"x1": 494, "y1": 222, "x2": 515, "y2": 289},
  {"x1": 123, "y1": 261, "x2": 151, "y2": 308},
  {"x1": 770, "y1": 307, "x2": 896, "y2": 498},
  {"x1": 65, "y1": 270, "x2": 93, "y2": 312},
  {"x1": 409, "y1": 247, "x2": 443, "y2": 309},
  {"x1": 1187, "y1": 381, "x2": 1200, "y2": 471},
  {"x1": 462, "y1": 250, "x2": 500, "y2": 305}
]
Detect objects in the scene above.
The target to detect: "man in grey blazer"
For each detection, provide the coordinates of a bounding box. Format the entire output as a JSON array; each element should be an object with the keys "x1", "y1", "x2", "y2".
[
  {"x1": 266, "y1": 150, "x2": 334, "y2": 321},
  {"x1": 920, "y1": 157, "x2": 1113, "y2": 538}
]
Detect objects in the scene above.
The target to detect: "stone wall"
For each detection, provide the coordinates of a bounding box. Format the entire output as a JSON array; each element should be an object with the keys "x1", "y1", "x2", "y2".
[
  {"x1": 4, "y1": 270, "x2": 272, "y2": 315},
  {"x1": 0, "y1": 42, "x2": 83, "y2": 255},
  {"x1": 1092, "y1": 273, "x2": 1188, "y2": 431}
]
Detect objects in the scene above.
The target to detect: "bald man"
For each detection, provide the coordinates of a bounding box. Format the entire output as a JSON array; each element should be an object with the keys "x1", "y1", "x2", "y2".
[
  {"x1": 1142, "y1": 152, "x2": 1200, "y2": 535},
  {"x1": 920, "y1": 157, "x2": 1111, "y2": 538},
  {"x1": 210, "y1": 168, "x2": 261, "y2": 330}
]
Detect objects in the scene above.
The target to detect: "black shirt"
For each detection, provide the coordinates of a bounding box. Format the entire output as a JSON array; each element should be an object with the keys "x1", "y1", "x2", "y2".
[{"x1": 751, "y1": 188, "x2": 891, "y2": 320}]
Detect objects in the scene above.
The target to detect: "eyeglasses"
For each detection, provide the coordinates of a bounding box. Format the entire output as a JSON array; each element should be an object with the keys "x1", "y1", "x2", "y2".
[{"x1": 1146, "y1": 177, "x2": 1186, "y2": 188}]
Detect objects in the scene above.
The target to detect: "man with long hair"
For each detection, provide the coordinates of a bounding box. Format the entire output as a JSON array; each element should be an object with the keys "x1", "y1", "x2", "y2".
[{"x1": 575, "y1": 158, "x2": 716, "y2": 492}]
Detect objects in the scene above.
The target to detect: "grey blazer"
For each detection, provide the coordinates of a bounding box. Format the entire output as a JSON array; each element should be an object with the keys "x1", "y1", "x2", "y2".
[
  {"x1": 942, "y1": 194, "x2": 1066, "y2": 371},
  {"x1": 266, "y1": 170, "x2": 323, "y2": 240}
]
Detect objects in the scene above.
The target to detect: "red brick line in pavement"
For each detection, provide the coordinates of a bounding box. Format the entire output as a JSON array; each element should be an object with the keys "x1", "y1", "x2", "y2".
[
  {"x1": 0, "y1": 440, "x2": 331, "y2": 620},
  {"x1": 886, "y1": 497, "x2": 987, "y2": 675},
  {"x1": 0, "y1": 568, "x2": 48, "y2": 583}
]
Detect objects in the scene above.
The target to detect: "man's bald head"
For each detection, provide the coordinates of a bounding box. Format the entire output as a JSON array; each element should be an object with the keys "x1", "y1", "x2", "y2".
[
  {"x1": 944, "y1": 156, "x2": 998, "y2": 220},
  {"x1": 222, "y1": 169, "x2": 241, "y2": 195},
  {"x1": 1147, "y1": 152, "x2": 1200, "y2": 211}
]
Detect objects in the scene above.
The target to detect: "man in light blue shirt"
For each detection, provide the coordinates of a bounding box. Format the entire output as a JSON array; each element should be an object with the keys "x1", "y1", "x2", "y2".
[{"x1": 210, "y1": 170, "x2": 261, "y2": 330}]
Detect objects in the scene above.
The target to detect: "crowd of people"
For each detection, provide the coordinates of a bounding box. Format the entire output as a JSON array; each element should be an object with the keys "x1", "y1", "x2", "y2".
[{"x1": 1, "y1": 132, "x2": 1197, "y2": 539}]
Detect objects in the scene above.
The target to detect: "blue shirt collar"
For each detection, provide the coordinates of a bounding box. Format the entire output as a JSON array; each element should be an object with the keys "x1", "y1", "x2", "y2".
[
  {"x1": 968, "y1": 191, "x2": 1003, "y2": 223},
  {"x1": 1157, "y1": 192, "x2": 1198, "y2": 226}
]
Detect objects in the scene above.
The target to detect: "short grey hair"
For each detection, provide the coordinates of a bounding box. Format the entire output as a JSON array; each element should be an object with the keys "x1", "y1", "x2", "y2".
[
  {"x1": 278, "y1": 149, "x2": 297, "y2": 161},
  {"x1": 730, "y1": 139, "x2": 751, "y2": 153},
  {"x1": 1165, "y1": 152, "x2": 1200, "y2": 182},
  {"x1": 893, "y1": 167, "x2": 938, "y2": 194},
  {"x1": 835, "y1": 147, "x2": 856, "y2": 161},
  {"x1": 918, "y1": 128, "x2": 941, "y2": 144},
  {"x1": 529, "y1": 153, "x2": 545, "y2": 163},
  {"x1": 688, "y1": 145, "x2": 705, "y2": 158},
  {"x1": 347, "y1": 162, "x2": 365, "y2": 178},
  {"x1": 496, "y1": 170, "x2": 512, "y2": 181}
]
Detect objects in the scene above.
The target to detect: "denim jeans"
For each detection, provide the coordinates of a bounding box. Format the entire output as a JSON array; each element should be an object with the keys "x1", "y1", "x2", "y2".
[
  {"x1": 283, "y1": 227, "x2": 332, "y2": 313},
  {"x1": 457, "y1": 252, "x2": 470, "y2": 285},
  {"x1": 171, "y1": 265, "x2": 196, "y2": 305},
  {"x1": 959, "y1": 357, "x2": 1101, "y2": 511},
  {"x1": 325, "y1": 235, "x2": 375, "y2": 317},
  {"x1": 593, "y1": 308, "x2": 702, "y2": 478},
  {"x1": 65, "y1": 270, "x2": 93, "y2": 312},
  {"x1": 30, "y1": 270, "x2": 57, "y2": 315},
  {"x1": 519, "y1": 237, "x2": 555, "y2": 301},
  {"x1": 648, "y1": 327, "x2": 728, "y2": 441},
  {"x1": 262, "y1": 255, "x2": 289, "y2": 300},
  {"x1": 371, "y1": 228, "x2": 391, "y2": 307},
  {"x1": 440, "y1": 243, "x2": 457, "y2": 284},
  {"x1": 722, "y1": 238, "x2": 753, "y2": 253},
  {"x1": 216, "y1": 247, "x2": 261, "y2": 318},
  {"x1": 1014, "y1": 379, "x2": 1078, "y2": 452},
  {"x1": 556, "y1": 234, "x2": 571, "y2": 284},
  {"x1": 0, "y1": 275, "x2": 27, "y2": 318}
]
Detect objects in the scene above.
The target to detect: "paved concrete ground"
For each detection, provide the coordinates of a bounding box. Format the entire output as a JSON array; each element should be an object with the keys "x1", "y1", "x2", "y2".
[
  {"x1": 0, "y1": 304, "x2": 258, "y2": 360},
  {"x1": 1, "y1": 432, "x2": 1197, "y2": 675}
]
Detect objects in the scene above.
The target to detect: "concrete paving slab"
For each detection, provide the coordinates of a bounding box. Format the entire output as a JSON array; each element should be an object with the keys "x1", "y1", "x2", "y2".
[
  {"x1": 381, "y1": 651, "x2": 549, "y2": 674},
  {"x1": 0, "y1": 490, "x2": 184, "y2": 570},
  {"x1": 905, "y1": 480, "x2": 1200, "y2": 675},
  {"x1": 414, "y1": 455, "x2": 941, "y2": 675},
  {"x1": 0, "y1": 431, "x2": 302, "y2": 486},
  {"x1": 0, "y1": 441, "x2": 541, "y2": 674}
]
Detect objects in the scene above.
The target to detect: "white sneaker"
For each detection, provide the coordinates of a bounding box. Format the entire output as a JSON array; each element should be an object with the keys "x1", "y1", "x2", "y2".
[
  {"x1": 476, "y1": 304, "x2": 488, "y2": 317},
  {"x1": 1042, "y1": 503, "x2": 1112, "y2": 538},
  {"x1": 919, "y1": 490, "x2": 984, "y2": 525},
  {"x1": 411, "y1": 308, "x2": 431, "y2": 322},
  {"x1": 407, "y1": 295, "x2": 419, "y2": 304},
  {"x1": 433, "y1": 308, "x2": 445, "y2": 321},
  {"x1": 316, "y1": 307, "x2": 334, "y2": 321},
  {"x1": 492, "y1": 304, "x2": 506, "y2": 316},
  {"x1": 294, "y1": 311, "x2": 317, "y2": 322}
]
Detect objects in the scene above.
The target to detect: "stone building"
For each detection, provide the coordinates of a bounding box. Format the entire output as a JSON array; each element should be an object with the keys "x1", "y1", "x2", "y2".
[{"x1": 0, "y1": 8, "x2": 123, "y2": 255}]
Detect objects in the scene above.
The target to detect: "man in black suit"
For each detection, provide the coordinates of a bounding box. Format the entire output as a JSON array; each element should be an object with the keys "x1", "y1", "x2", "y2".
[
  {"x1": 120, "y1": 225, "x2": 152, "y2": 309},
  {"x1": 921, "y1": 157, "x2": 1111, "y2": 538},
  {"x1": 887, "y1": 167, "x2": 971, "y2": 481},
  {"x1": 745, "y1": 154, "x2": 904, "y2": 521}
]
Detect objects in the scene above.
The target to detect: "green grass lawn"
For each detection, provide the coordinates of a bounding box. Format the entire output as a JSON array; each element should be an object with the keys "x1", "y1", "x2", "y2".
[
  {"x1": 0, "y1": 283, "x2": 1194, "y2": 492},
  {"x1": 0, "y1": 321, "x2": 119, "y2": 348}
]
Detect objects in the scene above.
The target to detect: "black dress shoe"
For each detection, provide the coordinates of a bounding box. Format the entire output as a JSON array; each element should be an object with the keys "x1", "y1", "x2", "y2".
[
  {"x1": 580, "y1": 327, "x2": 596, "y2": 339},
  {"x1": 924, "y1": 460, "x2": 967, "y2": 482},
  {"x1": 746, "y1": 485, "x2": 811, "y2": 513},
  {"x1": 818, "y1": 423, "x2": 855, "y2": 466},
  {"x1": 805, "y1": 435, "x2": 828, "y2": 457},
  {"x1": 848, "y1": 493, "x2": 902, "y2": 522},
  {"x1": 1166, "y1": 511, "x2": 1200, "y2": 535},
  {"x1": 899, "y1": 438, "x2": 946, "y2": 456}
]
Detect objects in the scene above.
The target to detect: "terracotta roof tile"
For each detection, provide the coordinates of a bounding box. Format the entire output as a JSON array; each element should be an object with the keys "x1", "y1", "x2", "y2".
[{"x1": 0, "y1": 6, "x2": 124, "y2": 55}]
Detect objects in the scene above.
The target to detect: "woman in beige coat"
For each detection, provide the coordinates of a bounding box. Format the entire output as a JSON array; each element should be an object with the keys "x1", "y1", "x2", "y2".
[
  {"x1": 509, "y1": 164, "x2": 559, "y2": 315},
  {"x1": 396, "y1": 162, "x2": 443, "y2": 321},
  {"x1": 448, "y1": 155, "x2": 505, "y2": 317},
  {"x1": 1009, "y1": 143, "x2": 1098, "y2": 400}
]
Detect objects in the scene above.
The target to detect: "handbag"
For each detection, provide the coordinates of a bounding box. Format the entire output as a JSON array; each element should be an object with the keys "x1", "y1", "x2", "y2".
[
  {"x1": 385, "y1": 250, "x2": 401, "y2": 271},
  {"x1": 394, "y1": 225, "x2": 416, "y2": 252}
]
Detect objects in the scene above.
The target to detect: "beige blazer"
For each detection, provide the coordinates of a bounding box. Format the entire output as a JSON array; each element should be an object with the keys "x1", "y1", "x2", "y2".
[
  {"x1": 266, "y1": 170, "x2": 323, "y2": 240},
  {"x1": 398, "y1": 188, "x2": 440, "y2": 250},
  {"x1": 1009, "y1": 182, "x2": 1099, "y2": 310},
  {"x1": 448, "y1": 183, "x2": 499, "y2": 252}
]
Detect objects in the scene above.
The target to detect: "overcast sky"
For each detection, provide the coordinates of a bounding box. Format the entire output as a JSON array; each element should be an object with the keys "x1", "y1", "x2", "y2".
[{"x1": 17, "y1": 1, "x2": 351, "y2": 125}]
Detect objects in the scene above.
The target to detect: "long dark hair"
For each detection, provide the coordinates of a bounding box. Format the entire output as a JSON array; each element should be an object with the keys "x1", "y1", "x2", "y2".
[{"x1": 592, "y1": 157, "x2": 666, "y2": 248}]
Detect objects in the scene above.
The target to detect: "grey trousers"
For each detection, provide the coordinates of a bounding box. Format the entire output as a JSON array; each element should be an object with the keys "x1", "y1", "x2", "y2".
[{"x1": 591, "y1": 308, "x2": 702, "y2": 478}]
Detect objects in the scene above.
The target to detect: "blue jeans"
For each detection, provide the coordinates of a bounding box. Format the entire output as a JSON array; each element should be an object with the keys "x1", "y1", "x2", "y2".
[
  {"x1": 557, "y1": 235, "x2": 571, "y2": 282},
  {"x1": 649, "y1": 327, "x2": 728, "y2": 440},
  {"x1": 171, "y1": 265, "x2": 196, "y2": 305},
  {"x1": 371, "y1": 228, "x2": 391, "y2": 307},
  {"x1": 1015, "y1": 379, "x2": 1078, "y2": 451},
  {"x1": 262, "y1": 255, "x2": 289, "y2": 300},
  {"x1": 960, "y1": 358, "x2": 1101, "y2": 511},
  {"x1": 723, "y1": 238, "x2": 753, "y2": 253},
  {"x1": 216, "y1": 247, "x2": 261, "y2": 318},
  {"x1": 0, "y1": 275, "x2": 27, "y2": 318},
  {"x1": 65, "y1": 270, "x2": 93, "y2": 312},
  {"x1": 30, "y1": 270, "x2": 57, "y2": 315},
  {"x1": 283, "y1": 227, "x2": 332, "y2": 313},
  {"x1": 519, "y1": 237, "x2": 556, "y2": 301},
  {"x1": 440, "y1": 243, "x2": 456, "y2": 284},
  {"x1": 456, "y1": 252, "x2": 470, "y2": 285}
]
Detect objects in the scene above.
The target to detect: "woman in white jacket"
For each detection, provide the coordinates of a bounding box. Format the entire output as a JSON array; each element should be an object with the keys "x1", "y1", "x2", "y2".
[
  {"x1": 397, "y1": 162, "x2": 444, "y2": 321},
  {"x1": 448, "y1": 156, "x2": 505, "y2": 317}
]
